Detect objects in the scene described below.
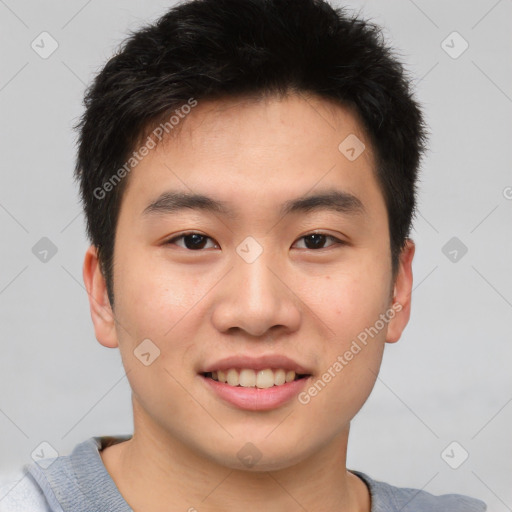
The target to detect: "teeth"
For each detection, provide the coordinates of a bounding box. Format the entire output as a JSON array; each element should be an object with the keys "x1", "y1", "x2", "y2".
[
  {"x1": 256, "y1": 369, "x2": 274, "y2": 389},
  {"x1": 208, "y1": 368, "x2": 304, "y2": 388},
  {"x1": 226, "y1": 369, "x2": 239, "y2": 386},
  {"x1": 274, "y1": 369, "x2": 286, "y2": 386},
  {"x1": 239, "y1": 369, "x2": 256, "y2": 387}
]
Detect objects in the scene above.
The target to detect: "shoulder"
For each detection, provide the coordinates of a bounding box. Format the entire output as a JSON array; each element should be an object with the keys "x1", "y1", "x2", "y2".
[
  {"x1": 0, "y1": 471, "x2": 52, "y2": 512},
  {"x1": 351, "y1": 470, "x2": 487, "y2": 512}
]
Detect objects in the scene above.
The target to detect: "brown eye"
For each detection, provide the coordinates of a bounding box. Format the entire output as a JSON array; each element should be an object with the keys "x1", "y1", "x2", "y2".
[
  {"x1": 293, "y1": 233, "x2": 343, "y2": 250},
  {"x1": 165, "y1": 232, "x2": 218, "y2": 250}
]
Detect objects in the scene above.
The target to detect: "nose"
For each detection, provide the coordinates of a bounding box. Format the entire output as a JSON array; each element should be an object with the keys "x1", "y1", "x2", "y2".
[{"x1": 211, "y1": 245, "x2": 301, "y2": 338}]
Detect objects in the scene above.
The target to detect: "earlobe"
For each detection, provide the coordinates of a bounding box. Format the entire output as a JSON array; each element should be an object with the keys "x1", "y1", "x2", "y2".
[
  {"x1": 385, "y1": 238, "x2": 415, "y2": 344},
  {"x1": 83, "y1": 245, "x2": 119, "y2": 348}
]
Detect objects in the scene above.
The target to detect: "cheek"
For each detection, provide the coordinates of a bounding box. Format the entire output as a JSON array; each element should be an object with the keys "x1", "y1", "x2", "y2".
[
  {"x1": 112, "y1": 262, "x2": 197, "y2": 417},
  {"x1": 305, "y1": 259, "x2": 390, "y2": 403},
  {"x1": 318, "y1": 264, "x2": 392, "y2": 339},
  {"x1": 315, "y1": 348, "x2": 384, "y2": 423},
  {"x1": 112, "y1": 253, "x2": 212, "y2": 396},
  {"x1": 114, "y1": 251, "x2": 202, "y2": 338},
  {"x1": 303, "y1": 301, "x2": 386, "y2": 424}
]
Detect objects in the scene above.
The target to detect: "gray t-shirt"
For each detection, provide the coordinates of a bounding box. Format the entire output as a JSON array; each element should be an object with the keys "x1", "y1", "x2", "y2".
[{"x1": 0, "y1": 436, "x2": 487, "y2": 512}]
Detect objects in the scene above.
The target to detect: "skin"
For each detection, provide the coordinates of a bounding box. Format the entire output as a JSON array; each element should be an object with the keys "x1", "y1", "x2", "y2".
[{"x1": 83, "y1": 93, "x2": 415, "y2": 512}]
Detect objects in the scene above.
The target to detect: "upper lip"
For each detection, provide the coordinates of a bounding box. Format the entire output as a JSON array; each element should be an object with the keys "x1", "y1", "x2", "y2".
[{"x1": 201, "y1": 354, "x2": 313, "y2": 375}]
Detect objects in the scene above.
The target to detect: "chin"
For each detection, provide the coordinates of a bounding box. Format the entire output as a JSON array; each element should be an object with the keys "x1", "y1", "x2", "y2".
[{"x1": 203, "y1": 435, "x2": 318, "y2": 473}]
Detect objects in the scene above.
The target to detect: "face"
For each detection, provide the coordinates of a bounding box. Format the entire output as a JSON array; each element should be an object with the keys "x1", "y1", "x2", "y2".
[{"x1": 85, "y1": 93, "x2": 414, "y2": 471}]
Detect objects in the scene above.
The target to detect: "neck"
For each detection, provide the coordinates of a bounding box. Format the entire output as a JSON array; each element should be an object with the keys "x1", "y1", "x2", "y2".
[{"x1": 101, "y1": 401, "x2": 370, "y2": 512}]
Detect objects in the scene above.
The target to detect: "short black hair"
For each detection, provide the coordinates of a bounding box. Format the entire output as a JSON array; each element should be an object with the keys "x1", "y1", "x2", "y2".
[{"x1": 74, "y1": 0, "x2": 427, "y2": 307}]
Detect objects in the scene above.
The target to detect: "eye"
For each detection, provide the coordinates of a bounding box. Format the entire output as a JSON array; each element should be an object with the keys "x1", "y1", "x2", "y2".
[
  {"x1": 165, "y1": 232, "x2": 218, "y2": 250},
  {"x1": 292, "y1": 232, "x2": 344, "y2": 250},
  {"x1": 165, "y1": 232, "x2": 345, "y2": 251}
]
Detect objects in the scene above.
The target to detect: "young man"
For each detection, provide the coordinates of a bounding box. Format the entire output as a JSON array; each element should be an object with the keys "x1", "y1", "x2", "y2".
[{"x1": 0, "y1": 0, "x2": 488, "y2": 510}]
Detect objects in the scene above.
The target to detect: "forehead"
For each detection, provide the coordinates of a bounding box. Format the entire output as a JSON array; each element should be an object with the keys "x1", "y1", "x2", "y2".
[{"x1": 120, "y1": 93, "x2": 385, "y2": 224}]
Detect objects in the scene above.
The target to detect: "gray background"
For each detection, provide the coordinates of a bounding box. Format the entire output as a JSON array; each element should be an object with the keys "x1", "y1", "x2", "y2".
[{"x1": 0, "y1": 0, "x2": 511, "y2": 510}]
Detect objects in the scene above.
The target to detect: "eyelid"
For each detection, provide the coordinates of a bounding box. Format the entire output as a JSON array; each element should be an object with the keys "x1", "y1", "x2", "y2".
[
  {"x1": 292, "y1": 233, "x2": 344, "y2": 250},
  {"x1": 165, "y1": 231, "x2": 219, "y2": 249}
]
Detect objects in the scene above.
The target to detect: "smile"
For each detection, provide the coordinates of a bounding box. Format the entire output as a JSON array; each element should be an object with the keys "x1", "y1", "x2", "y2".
[{"x1": 203, "y1": 368, "x2": 309, "y2": 388}]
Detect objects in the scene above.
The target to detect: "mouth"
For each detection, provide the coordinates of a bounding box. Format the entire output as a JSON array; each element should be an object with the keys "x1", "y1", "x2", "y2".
[
  {"x1": 199, "y1": 355, "x2": 314, "y2": 410},
  {"x1": 202, "y1": 368, "x2": 311, "y2": 389}
]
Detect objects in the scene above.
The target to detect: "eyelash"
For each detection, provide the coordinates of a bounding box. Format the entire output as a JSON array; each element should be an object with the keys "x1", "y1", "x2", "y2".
[{"x1": 164, "y1": 231, "x2": 345, "y2": 251}]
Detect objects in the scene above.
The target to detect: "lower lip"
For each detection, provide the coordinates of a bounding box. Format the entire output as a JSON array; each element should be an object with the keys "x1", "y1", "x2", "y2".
[{"x1": 200, "y1": 375, "x2": 311, "y2": 411}]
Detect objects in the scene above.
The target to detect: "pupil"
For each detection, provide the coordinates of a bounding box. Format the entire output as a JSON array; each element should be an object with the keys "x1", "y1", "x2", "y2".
[
  {"x1": 305, "y1": 234, "x2": 325, "y2": 249},
  {"x1": 185, "y1": 234, "x2": 207, "y2": 250}
]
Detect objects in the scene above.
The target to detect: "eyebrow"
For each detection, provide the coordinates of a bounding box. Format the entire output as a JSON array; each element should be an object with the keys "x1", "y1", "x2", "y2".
[{"x1": 142, "y1": 188, "x2": 366, "y2": 219}]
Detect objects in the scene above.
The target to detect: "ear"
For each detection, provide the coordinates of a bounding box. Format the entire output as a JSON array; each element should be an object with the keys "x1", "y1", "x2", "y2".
[
  {"x1": 386, "y1": 238, "x2": 415, "y2": 344},
  {"x1": 83, "y1": 245, "x2": 119, "y2": 348}
]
